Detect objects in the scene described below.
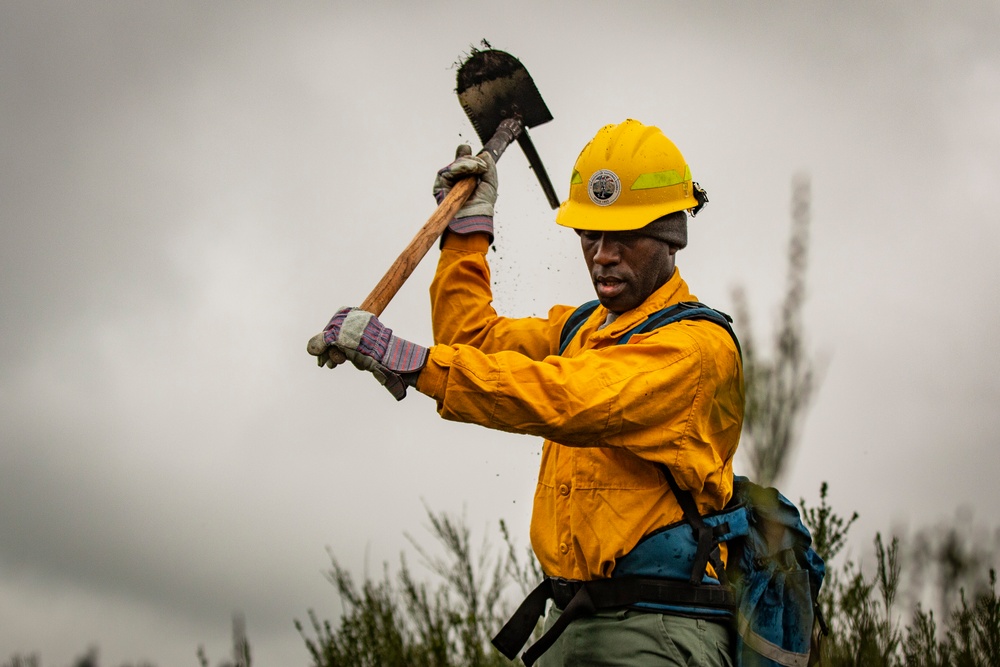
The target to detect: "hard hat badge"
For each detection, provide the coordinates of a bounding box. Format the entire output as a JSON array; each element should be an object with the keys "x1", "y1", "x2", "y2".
[{"x1": 588, "y1": 169, "x2": 621, "y2": 206}]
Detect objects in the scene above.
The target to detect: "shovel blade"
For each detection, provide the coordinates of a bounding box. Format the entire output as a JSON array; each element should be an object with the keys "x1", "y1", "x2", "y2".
[{"x1": 457, "y1": 49, "x2": 553, "y2": 144}]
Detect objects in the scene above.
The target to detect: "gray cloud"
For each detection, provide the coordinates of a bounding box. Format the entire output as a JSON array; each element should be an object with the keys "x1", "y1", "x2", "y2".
[{"x1": 2, "y1": 2, "x2": 999, "y2": 665}]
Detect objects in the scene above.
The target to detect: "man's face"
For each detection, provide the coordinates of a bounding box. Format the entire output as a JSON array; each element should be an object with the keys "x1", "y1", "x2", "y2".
[{"x1": 579, "y1": 230, "x2": 677, "y2": 314}]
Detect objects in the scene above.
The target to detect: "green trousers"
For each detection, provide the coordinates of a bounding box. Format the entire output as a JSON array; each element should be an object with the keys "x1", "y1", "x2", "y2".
[{"x1": 535, "y1": 605, "x2": 734, "y2": 667}]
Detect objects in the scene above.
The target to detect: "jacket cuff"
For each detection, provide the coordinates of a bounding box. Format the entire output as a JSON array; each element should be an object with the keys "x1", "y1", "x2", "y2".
[
  {"x1": 414, "y1": 345, "x2": 454, "y2": 400},
  {"x1": 440, "y1": 230, "x2": 491, "y2": 253}
]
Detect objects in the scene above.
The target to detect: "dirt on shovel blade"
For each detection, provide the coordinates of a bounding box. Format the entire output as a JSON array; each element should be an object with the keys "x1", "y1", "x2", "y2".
[{"x1": 456, "y1": 49, "x2": 525, "y2": 94}]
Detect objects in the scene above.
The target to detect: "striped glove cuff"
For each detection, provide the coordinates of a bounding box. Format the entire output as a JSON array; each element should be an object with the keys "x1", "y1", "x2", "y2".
[{"x1": 323, "y1": 308, "x2": 428, "y2": 399}]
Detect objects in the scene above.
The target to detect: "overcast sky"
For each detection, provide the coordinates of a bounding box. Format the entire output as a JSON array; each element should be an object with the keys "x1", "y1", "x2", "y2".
[{"x1": 3, "y1": 2, "x2": 999, "y2": 665}]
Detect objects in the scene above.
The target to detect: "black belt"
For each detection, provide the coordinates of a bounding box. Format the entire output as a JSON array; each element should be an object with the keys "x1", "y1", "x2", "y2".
[{"x1": 492, "y1": 576, "x2": 735, "y2": 666}]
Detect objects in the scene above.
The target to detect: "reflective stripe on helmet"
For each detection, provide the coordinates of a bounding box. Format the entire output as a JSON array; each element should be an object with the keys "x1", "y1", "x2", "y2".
[{"x1": 631, "y1": 166, "x2": 692, "y2": 191}]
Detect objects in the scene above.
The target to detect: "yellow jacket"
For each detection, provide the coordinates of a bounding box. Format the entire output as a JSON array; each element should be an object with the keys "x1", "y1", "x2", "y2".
[{"x1": 416, "y1": 233, "x2": 744, "y2": 581}]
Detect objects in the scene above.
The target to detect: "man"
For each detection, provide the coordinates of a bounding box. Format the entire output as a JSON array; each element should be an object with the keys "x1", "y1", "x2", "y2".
[{"x1": 310, "y1": 119, "x2": 744, "y2": 666}]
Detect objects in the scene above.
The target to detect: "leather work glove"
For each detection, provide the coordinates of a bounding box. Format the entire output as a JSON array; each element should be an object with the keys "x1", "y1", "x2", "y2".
[
  {"x1": 310, "y1": 307, "x2": 428, "y2": 400},
  {"x1": 432, "y1": 144, "x2": 497, "y2": 241}
]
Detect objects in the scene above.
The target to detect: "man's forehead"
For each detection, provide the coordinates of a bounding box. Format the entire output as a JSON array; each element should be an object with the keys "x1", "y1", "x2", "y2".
[{"x1": 575, "y1": 228, "x2": 666, "y2": 243}]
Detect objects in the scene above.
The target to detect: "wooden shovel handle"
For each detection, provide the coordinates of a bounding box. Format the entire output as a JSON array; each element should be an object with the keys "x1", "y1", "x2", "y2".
[
  {"x1": 360, "y1": 176, "x2": 477, "y2": 316},
  {"x1": 308, "y1": 118, "x2": 522, "y2": 361},
  {"x1": 305, "y1": 177, "x2": 477, "y2": 360},
  {"x1": 360, "y1": 116, "x2": 523, "y2": 315}
]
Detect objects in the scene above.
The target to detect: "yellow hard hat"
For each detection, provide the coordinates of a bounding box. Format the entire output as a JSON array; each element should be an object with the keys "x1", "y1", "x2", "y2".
[{"x1": 555, "y1": 119, "x2": 707, "y2": 231}]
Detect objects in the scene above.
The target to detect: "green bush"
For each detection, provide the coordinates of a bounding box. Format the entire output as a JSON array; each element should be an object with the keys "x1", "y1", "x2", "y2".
[
  {"x1": 296, "y1": 510, "x2": 539, "y2": 667},
  {"x1": 799, "y1": 485, "x2": 998, "y2": 667}
]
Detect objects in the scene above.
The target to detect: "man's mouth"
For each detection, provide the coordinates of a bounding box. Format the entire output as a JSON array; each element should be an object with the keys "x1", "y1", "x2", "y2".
[{"x1": 595, "y1": 276, "x2": 627, "y2": 299}]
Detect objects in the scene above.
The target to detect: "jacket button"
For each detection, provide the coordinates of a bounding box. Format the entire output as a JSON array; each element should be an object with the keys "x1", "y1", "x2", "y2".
[
  {"x1": 559, "y1": 543, "x2": 569, "y2": 554},
  {"x1": 559, "y1": 484, "x2": 570, "y2": 496}
]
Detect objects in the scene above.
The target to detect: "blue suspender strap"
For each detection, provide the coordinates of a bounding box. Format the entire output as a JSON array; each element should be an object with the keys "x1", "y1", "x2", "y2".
[
  {"x1": 658, "y1": 464, "x2": 731, "y2": 587},
  {"x1": 558, "y1": 300, "x2": 741, "y2": 358},
  {"x1": 621, "y1": 301, "x2": 741, "y2": 358},
  {"x1": 558, "y1": 299, "x2": 600, "y2": 355}
]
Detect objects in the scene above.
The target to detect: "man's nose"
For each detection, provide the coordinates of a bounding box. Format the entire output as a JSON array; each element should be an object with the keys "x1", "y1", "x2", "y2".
[{"x1": 592, "y1": 234, "x2": 621, "y2": 264}]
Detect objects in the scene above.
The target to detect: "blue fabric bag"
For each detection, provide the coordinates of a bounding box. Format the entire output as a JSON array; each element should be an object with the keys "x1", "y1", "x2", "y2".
[
  {"x1": 727, "y1": 477, "x2": 826, "y2": 667},
  {"x1": 619, "y1": 468, "x2": 826, "y2": 667}
]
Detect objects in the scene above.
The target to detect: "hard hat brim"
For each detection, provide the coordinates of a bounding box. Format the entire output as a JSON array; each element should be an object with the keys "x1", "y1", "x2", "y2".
[{"x1": 555, "y1": 194, "x2": 698, "y2": 232}]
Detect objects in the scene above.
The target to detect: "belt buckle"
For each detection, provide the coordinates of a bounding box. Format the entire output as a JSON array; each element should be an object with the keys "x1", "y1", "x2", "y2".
[{"x1": 549, "y1": 577, "x2": 579, "y2": 610}]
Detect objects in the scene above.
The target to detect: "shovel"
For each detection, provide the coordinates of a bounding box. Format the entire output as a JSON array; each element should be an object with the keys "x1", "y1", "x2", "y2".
[{"x1": 308, "y1": 48, "x2": 556, "y2": 359}]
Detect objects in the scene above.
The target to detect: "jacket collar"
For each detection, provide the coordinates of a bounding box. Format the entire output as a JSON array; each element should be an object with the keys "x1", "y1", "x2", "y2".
[{"x1": 586, "y1": 268, "x2": 695, "y2": 343}]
